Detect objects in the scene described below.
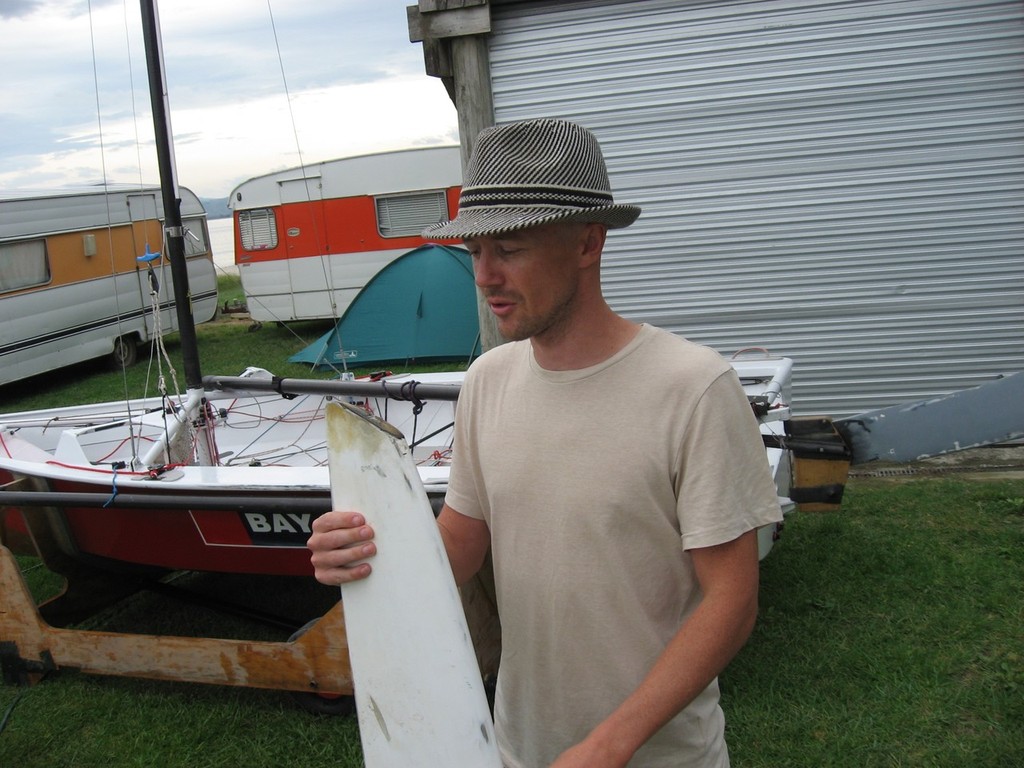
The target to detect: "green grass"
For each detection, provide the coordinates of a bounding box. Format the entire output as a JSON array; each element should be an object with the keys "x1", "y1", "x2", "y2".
[
  {"x1": 1, "y1": 673, "x2": 362, "y2": 768},
  {"x1": 0, "y1": 274, "x2": 469, "y2": 413},
  {"x1": 724, "y1": 478, "x2": 1024, "y2": 767},
  {"x1": 216, "y1": 272, "x2": 246, "y2": 308}
]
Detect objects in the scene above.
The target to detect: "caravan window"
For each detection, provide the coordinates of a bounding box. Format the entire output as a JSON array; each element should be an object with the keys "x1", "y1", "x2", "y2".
[
  {"x1": 182, "y1": 216, "x2": 210, "y2": 258},
  {"x1": 0, "y1": 239, "x2": 50, "y2": 293},
  {"x1": 376, "y1": 191, "x2": 449, "y2": 238},
  {"x1": 238, "y1": 208, "x2": 279, "y2": 251}
]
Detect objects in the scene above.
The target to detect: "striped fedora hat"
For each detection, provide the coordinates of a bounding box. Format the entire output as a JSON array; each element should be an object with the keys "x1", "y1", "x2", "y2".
[{"x1": 423, "y1": 118, "x2": 640, "y2": 239}]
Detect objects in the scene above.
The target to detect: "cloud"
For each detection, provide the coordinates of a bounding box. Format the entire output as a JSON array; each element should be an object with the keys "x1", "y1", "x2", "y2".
[
  {"x1": 0, "y1": 0, "x2": 55, "y2": 20},
  {"x1": 0, "y1": 0, "x2": 458, "y2": 197}
]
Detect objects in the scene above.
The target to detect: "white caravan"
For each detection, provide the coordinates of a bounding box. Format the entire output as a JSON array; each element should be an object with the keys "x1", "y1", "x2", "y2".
[
  {"x1": 0, "y1": 185, "x2": 218, "y2": 387},
  {"x1": 228, "y1": 146, "x2": 461, "y2": 323}
]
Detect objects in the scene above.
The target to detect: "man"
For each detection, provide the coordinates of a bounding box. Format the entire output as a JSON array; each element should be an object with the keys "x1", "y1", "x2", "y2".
[{"x1": 308, "y1": 119, "x2": 782, "y2": 767}]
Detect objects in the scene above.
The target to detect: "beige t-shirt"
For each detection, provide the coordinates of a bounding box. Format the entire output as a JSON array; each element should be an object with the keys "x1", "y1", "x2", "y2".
[{"x1": 446, "y1": 324, "x2": 782, "y2": 767}]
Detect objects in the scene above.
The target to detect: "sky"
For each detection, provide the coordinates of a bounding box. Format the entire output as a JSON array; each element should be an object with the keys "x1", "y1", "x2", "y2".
[{"x1": 0, "y1": 0, "x2": 460, "y2": 199}]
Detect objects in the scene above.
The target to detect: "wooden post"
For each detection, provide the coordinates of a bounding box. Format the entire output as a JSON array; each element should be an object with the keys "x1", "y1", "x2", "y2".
[
  {"x1": 450, "y1": 35, "x2": 503, "y2": 352},
  {"x1": 408, "y1": 3, "x2": 503, "y2": 681},
  {"x1": 409, "y1": 1, "x2": 503, "y2": 352}
]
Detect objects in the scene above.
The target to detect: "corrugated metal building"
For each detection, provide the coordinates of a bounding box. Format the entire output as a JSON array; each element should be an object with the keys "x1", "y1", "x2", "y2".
[{"x1": 412, "y1": 0, "x2": 1024, "y2": 416}]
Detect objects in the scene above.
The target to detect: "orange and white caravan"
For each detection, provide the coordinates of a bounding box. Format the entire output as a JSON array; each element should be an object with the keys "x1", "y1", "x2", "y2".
[
  {"x1": 228, "y1": 146, "x2": 461, "y2": 322},
  {"x1": 0, "y1": 185, "x2": 217, "y2": 387}
]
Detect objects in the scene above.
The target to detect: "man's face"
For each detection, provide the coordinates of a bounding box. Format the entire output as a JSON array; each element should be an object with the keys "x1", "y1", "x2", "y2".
[{"x1": 464, "y1": 222, "x2": 589, "y2": 343}]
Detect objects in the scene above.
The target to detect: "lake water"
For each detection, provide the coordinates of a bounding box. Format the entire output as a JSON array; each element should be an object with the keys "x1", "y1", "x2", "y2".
[{"x1": 207, "y1": 216, "x2": 237, "y2": 275}]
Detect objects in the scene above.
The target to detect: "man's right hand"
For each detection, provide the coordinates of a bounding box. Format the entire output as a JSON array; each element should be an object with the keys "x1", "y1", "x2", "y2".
[{"x1": 307, "y1": 511, "x2": 376, "y2": 585}]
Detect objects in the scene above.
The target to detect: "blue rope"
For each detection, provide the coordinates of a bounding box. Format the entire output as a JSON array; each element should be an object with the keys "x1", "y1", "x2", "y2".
[{"x1": 103, "y1": 466, "x2": 119, "y2": 508}]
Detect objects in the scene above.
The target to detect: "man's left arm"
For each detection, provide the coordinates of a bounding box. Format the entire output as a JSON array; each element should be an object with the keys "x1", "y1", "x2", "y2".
[{"x1": 550, "y1": 529, "x2": 761, "y2": 768}]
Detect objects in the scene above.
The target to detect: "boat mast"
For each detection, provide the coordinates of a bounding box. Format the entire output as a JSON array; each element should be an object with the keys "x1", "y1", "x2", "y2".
[
  {"x1": 138, "y1": 0, "x2": 202, "y2": 392},
  {"x1": 138, "y1": 0, "x2": 214, "y2": 467}
]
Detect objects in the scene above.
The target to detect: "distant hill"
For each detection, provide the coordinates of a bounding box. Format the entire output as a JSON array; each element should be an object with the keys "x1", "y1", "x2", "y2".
[{"x1": 200, "y1": 197, "x2": 231, "y2": 219}]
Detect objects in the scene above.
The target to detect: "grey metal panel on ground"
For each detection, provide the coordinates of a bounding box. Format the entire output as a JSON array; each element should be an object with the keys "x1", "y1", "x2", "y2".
[{"x1": 488, "y1": 0, "x2": 1024, "y2": 416}]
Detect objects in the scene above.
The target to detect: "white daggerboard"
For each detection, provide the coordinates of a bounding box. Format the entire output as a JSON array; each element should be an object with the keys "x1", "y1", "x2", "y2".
[{"x1": 325, "y1": 401, "x2": 502, "y2": 767}]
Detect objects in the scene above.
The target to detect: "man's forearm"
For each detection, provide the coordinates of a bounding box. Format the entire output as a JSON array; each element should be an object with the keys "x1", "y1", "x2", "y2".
[
  {"x1": 552, "y1": 530, "x2": 761, "y2": 767},
  {"x1": 586, "y1": 587, "x2": 757, "y2": 762}
]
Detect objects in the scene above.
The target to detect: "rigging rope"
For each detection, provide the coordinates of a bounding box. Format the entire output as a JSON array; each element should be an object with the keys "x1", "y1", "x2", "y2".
[
  {"x1": 264, "y1": 0, "x2": 348, "y2": 378},
  {"x1": 88, "y1": 0, "x2": 143, "y2": 464}
]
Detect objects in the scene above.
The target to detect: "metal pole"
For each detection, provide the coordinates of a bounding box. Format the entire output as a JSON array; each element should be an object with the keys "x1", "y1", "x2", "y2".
[
  {"x1": 202, "y1": 374, "x2": 462, "y2": 402},
  {"x1": 138, "y1": 0, "x2": 202, "y2": 392}
]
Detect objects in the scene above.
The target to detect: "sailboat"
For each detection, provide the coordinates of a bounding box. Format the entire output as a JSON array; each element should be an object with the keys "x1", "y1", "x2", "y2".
[{"x1": 0, "y1": 358, "x2": 795, "y2": 570}]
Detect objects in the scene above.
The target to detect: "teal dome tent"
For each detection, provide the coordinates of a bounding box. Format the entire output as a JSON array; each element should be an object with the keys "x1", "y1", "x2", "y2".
[{"x1": 289, "y1": 244, "x2": 481, "y2": 370}]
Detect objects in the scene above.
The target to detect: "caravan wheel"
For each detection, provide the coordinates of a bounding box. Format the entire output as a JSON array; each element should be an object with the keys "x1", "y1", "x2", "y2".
[{"x1": 110, "y1": 336, "x2": 139, "y2": 369}]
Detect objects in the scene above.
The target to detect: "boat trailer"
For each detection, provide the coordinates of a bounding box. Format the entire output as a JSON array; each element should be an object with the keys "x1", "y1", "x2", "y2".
[{"x1": 0, "y1": 473, "x2": 501, "y2": 709}]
